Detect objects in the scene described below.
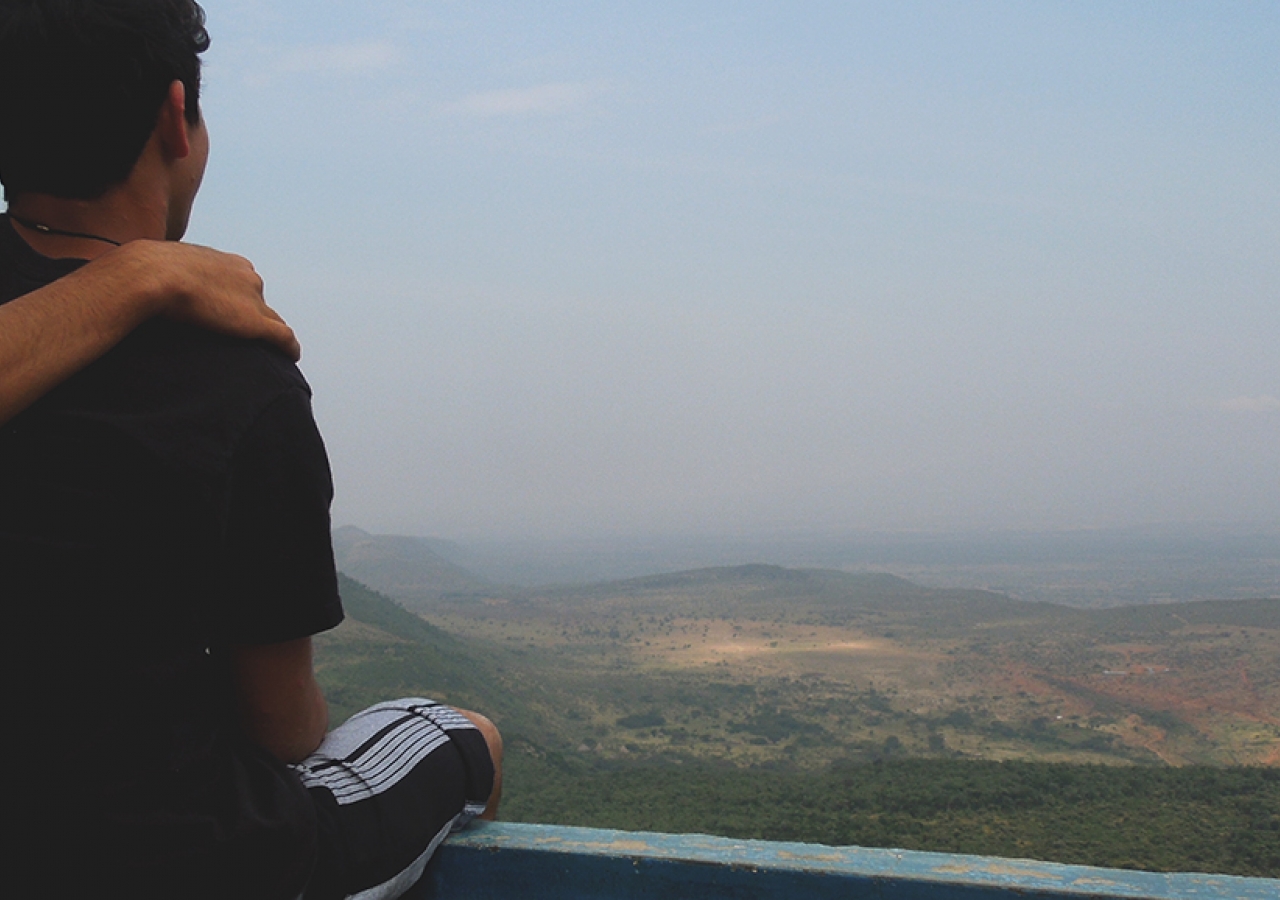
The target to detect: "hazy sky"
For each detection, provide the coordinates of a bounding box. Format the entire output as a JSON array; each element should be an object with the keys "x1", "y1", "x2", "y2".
[{"x1": 186, "y1": 1, "x2": 1279, "y2": 540}]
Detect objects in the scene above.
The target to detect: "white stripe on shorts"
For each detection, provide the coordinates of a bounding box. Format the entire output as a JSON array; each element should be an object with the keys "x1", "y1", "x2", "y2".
[{"x1": 292, "y1": 699, "x2": 472, "y2": 806}]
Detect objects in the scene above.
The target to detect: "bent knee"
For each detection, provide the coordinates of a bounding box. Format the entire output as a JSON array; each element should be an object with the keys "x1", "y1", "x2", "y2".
[
  {"x1": 454, "y1": 707, "x2": 503, "y2": 766},
  {"x1": 453, "y1": 707, "x2": 503, "y2": 820}
]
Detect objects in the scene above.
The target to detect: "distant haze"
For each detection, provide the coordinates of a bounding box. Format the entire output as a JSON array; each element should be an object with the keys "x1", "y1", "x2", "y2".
[
  {"x1": 332, "y1": 523, "x2": 1280, "y2": 609},
  {"x1": 188, "y1": 2, "x2": 1278, "y2": 539}
]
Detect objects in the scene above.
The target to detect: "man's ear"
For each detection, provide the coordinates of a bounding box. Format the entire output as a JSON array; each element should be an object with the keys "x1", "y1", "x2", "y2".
[{"x1": 156, "y1": 80, "x2": 193, "y2": 160}]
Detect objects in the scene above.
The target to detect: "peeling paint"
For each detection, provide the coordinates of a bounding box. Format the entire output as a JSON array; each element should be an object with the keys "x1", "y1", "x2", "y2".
[
  {"x1": 970, "y1": 862, "x2": 1064, "y2": 879},
  {"x1": 775, "y1": 850, "x2": 845, "y2": 864}
]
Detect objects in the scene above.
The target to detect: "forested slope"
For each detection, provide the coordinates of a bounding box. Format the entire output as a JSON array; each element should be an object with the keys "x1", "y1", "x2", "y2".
[
  {"x1": 504, "y1": 755, "x2": 1279, "y2": 876},
  {"x1": 317, "y1": 574, "x2": 1279, "y2": 877}
]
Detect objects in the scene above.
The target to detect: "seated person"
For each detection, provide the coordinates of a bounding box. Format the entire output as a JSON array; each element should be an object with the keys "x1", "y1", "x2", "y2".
[{"x1": 0, "y1": 2, "x2": 500, "y2": 898}]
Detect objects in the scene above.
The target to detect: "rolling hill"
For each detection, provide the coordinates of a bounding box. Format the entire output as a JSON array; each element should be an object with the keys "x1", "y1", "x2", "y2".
[
  {"x1": 318, "y1": 568, "x2": 1279, "y2": 876},
  {"x1": 331, "y1": 526, "x2": 493, "y2": 606}
]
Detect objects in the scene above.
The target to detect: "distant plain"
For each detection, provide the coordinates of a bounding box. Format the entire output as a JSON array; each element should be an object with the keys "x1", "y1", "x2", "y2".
[
  {"x1": 328, "y1": 526, "x2": 1280, "y2": 768},
  {"x1": 314, "y1": 530, "x2": 1279, "y2": 875}
]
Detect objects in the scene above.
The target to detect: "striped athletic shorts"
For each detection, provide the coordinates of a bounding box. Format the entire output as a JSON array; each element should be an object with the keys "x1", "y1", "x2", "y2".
[{"x1": 291, "y1": 698, "x2": 495, "y2": 900}]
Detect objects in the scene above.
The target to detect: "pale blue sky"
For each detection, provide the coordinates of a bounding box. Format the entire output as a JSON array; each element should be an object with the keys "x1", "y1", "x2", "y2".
[{"x1": 186, "y1": 1, "x2": 1279, "y2": 539}]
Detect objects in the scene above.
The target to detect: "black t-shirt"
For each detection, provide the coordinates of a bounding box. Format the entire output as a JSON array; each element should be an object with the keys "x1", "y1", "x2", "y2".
[{"x1": 0, "y1": 216, "x2": 344, "y2": 899}]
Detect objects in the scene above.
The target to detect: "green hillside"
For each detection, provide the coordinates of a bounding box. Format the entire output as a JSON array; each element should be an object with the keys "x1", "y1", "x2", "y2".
[
  {"x1": 317, "y1": 571, "x2": 1279, "y2": 876},
  {"x1": 317, "y1": 574, "x2": 580, "y2": 749},
  {"x1": 315, "y1": 574, "x2": 507, "y2": 725}
]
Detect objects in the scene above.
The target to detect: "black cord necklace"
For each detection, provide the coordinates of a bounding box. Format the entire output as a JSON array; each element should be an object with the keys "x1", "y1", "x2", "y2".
[{"x1": 7, "y1": 213, "x2": 123, "y2": 247}]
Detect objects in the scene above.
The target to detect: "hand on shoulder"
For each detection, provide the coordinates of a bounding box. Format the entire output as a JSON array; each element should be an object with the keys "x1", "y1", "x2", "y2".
[
  {"x1": 0, "y1": 238, "x2": 300, "y2": 425},
  {"x1": 112, "y1": 240, "x2": 300, "y2": 361}
]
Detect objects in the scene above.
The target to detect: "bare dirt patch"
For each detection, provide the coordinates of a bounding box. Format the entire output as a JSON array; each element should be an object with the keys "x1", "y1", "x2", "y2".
[{"x1": 644, "y1": 619, "x2": 943, "y2": 686}]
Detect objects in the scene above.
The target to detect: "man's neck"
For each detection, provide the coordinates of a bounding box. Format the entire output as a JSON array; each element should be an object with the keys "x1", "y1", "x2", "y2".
[{"x1": 7, "y1": 188, "x2": 167, "y2": 260}]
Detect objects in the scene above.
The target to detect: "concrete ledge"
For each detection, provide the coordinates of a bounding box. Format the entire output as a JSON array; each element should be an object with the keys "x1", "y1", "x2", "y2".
[{"x1": 416, "y1": 822, "x2": 1277, "y2": 900}]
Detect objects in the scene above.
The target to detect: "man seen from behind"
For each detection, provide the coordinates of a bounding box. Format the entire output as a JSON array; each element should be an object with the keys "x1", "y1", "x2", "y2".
[{"x1": 0, "y1": 2, "x2": 500, "y2": 898}]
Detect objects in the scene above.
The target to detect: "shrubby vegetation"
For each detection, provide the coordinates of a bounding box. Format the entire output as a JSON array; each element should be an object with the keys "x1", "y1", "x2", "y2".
[
  {"x1": 504, "y1": 755, "x2": 1280, "y2": 877},
  {"x1": 320, "y1": 574, "x2": 1280, "y2": 877}
]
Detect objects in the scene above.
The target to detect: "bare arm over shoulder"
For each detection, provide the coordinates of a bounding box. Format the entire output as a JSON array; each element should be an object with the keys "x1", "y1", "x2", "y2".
[{"x1": 0, "y1": 239, "x2": 299, "y2": 425}]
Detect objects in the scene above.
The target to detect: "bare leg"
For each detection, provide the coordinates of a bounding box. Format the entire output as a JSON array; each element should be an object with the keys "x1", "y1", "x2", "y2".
[{"x1": 453, "y1": 708, "x2": 503, "y2": 820}]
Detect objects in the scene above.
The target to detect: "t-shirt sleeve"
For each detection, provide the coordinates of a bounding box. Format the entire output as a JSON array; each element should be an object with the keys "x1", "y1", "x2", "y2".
[{"x1": 217, "y1": 386, "x2": 344, "y2": 645}]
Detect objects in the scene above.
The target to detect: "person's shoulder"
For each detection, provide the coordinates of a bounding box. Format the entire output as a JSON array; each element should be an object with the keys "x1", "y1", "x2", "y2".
[
  {"x1": 66, "y1": 321, "x2": 323, "y2": 470},
  {"x1": 139, "y1": 319, "x2": 313, "y2": 401}
]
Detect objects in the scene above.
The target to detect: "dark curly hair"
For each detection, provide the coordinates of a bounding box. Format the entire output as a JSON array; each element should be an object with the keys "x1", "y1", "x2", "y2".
[{"x1": 0, "y1": 0, "x2": 210, "y2": 201}]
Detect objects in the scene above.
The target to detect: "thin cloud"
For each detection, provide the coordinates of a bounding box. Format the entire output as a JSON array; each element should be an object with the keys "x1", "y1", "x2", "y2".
[
  {"x1": 271, "y1": 41, "x2": 402, "y2": 77},
  {"x1": 443, "y1": 82, "x2": 607, "y2": 117},
  {"x1": 1219, "y1": 395, "x2": 1280, "y2": 414}
]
